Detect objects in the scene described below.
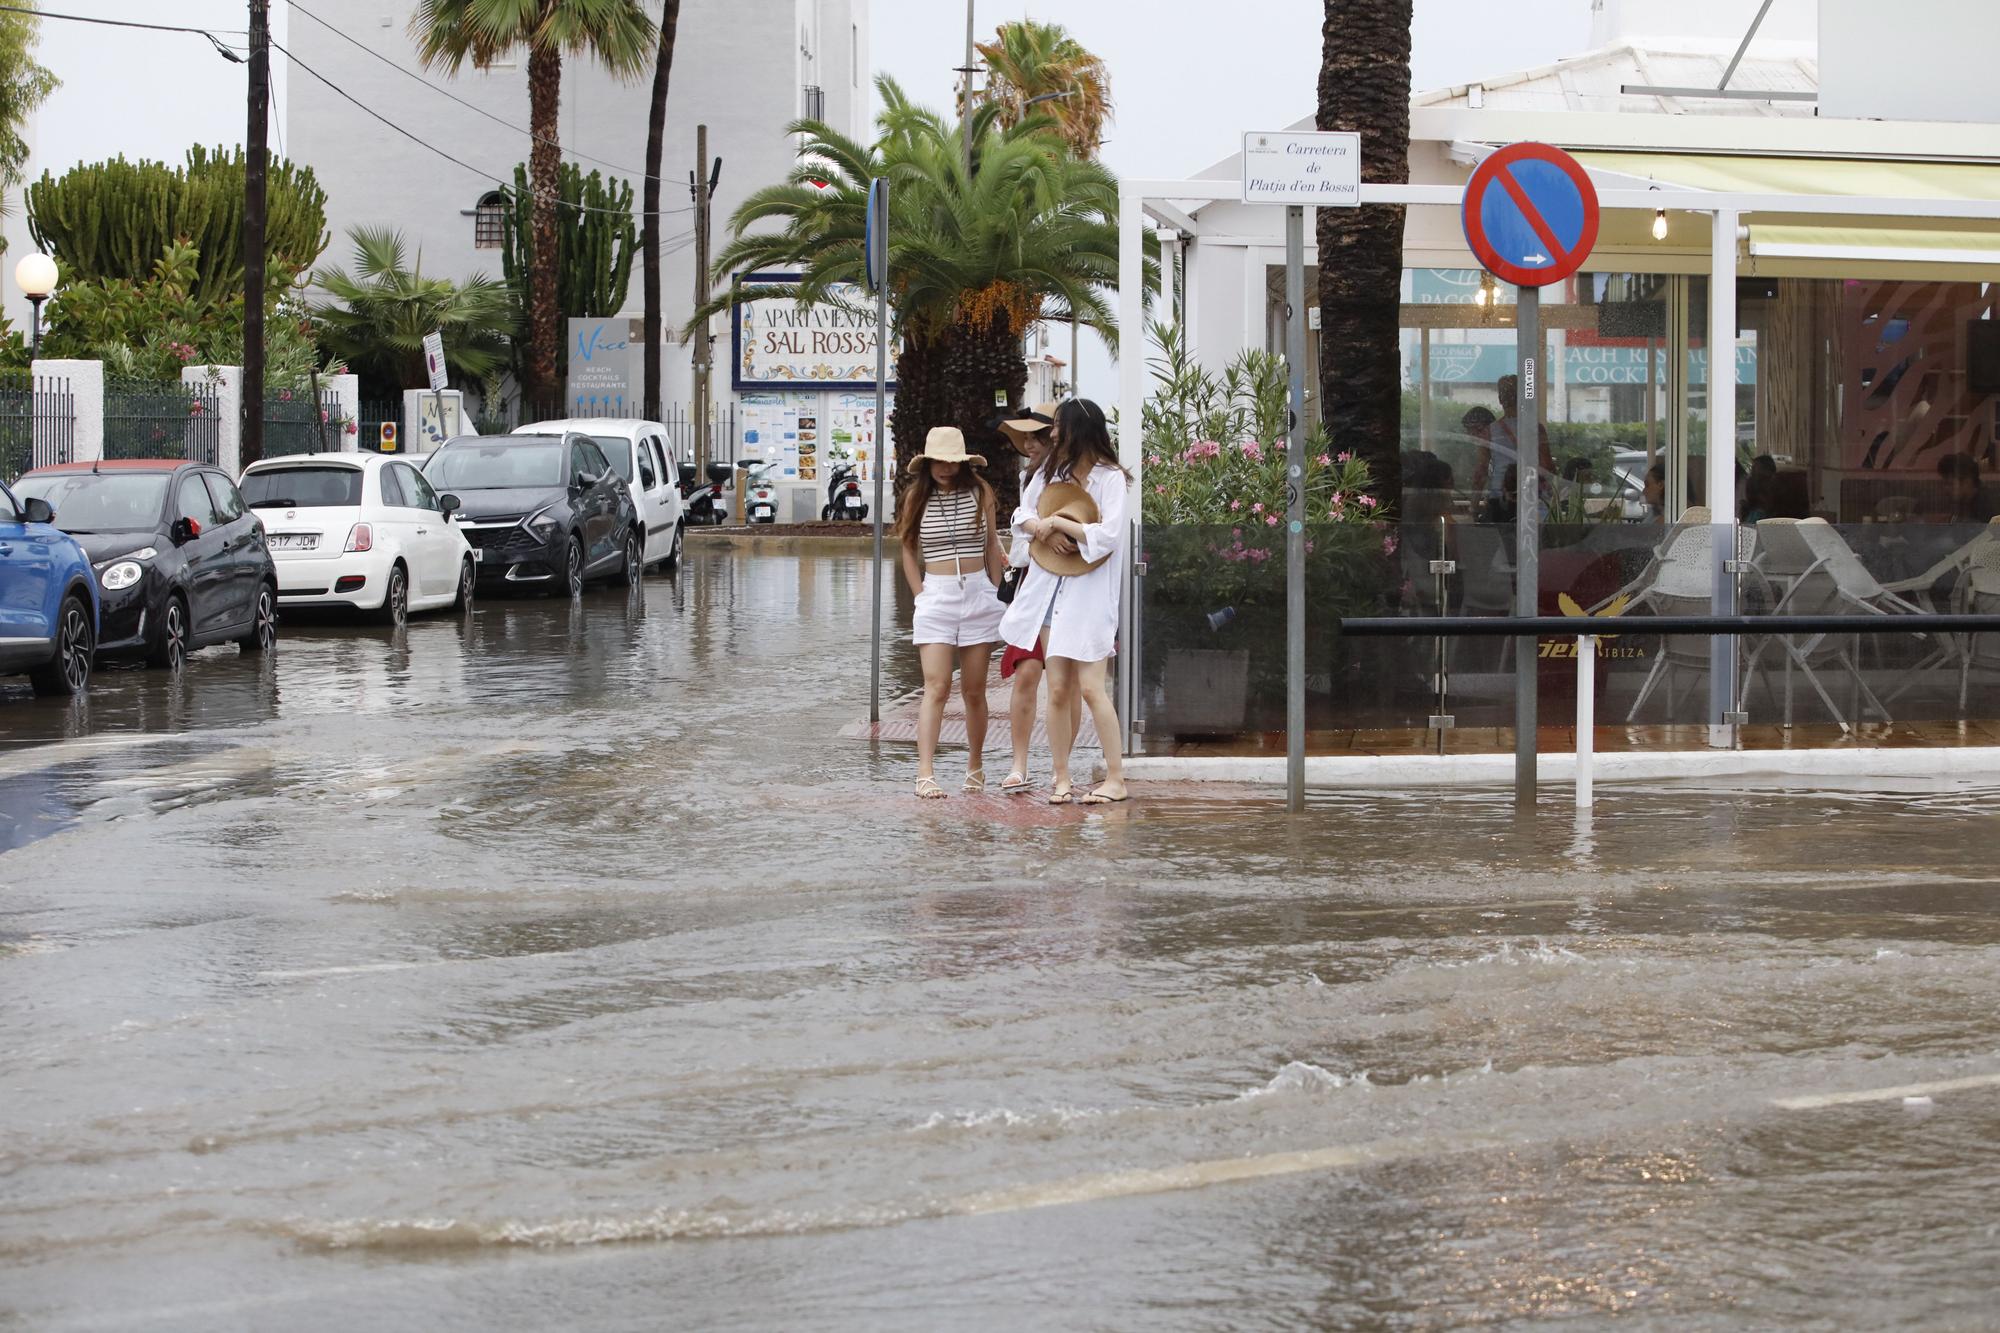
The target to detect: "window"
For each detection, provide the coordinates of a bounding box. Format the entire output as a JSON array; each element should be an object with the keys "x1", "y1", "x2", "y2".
[
  {"x1": 802, "y1": 84, "x2": 825, "y2": 121},
  {"x1": 577, "y1": 439, "x2": 613, "y2": 479},
  {"x1": 176, "y1": 472, "x2": 218, "y2": 527},
  {"x1": 241, "y1": 466, "x2": 362, "y2": 508},
  {"x1": 473, "y1": 191, "x2": 505, "y2": 249},
  {"x1": 649, "y1": 438, "x2": 671, "y2": 487},
  {"x1": 378, "y1": 464, "x2": 408, "y2": 508},
  {"x1": 635, "y1": 441, "x2": 656, "y2": 491},
  {"x1": 588, "y1": 436, "x2": 635, "y2": 482},
  {"x1": 12, "y1": 472, "x2": 169, "y2": 530},
  {"x1": 202, "y1": 472, "x2": 246, "y2": 522},
  {"x1": 398, "y1": 463, "x2": 441, "y2": 512}
]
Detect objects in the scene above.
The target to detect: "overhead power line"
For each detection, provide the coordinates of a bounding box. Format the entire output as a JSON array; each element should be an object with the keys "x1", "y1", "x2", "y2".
[{"x1": 0, "y1": 3, "x2": 245, "y2": 35}]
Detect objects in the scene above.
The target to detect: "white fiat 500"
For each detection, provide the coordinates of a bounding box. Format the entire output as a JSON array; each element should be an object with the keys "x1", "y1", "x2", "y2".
[
  {"x1": 514, "y1": 419, "x2": 685, "y2": 570},
  {"x1": 239, "y1": 454, "x2": 476, "y2": 625}
]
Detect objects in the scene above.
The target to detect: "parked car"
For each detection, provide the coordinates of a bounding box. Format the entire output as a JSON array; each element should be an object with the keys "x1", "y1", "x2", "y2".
[
  {"x1": 13, "y1": 460, "x2": 275, "y2": 671},
  {"x1": 0, "y1": 477, "x2": 98, "y2": 695},
  {"x1": 514, "y1": 418, "x2": 684, "y2": 569},
  {"x1": 421, "y1": 433, "x2": 642, "y2": 595},
  {"x1": 240, "y1": 453, "x2": 475, "y2": 627}
]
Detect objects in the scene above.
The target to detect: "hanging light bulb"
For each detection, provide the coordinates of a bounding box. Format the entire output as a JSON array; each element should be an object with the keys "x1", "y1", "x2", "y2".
[
  {"x1": 1474, "y1": 283, "x2": 1489, "y2": 307},
  {"x1": 1652, "y1": 208, "x2": 1669, "y2": 241}
]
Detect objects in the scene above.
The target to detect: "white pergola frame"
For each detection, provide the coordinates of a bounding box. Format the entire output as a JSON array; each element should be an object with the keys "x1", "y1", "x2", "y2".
[{"x1": 1113, "y1": 177, "x2": 2000, "y2": 749}]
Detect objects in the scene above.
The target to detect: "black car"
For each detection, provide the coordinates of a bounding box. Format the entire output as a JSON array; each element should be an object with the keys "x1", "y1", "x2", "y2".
[
  {"x1": 13, "y1": 460, "x2": 279, "y2": 670},
  {"x1": 421, "y1": 433, "x2": 642, "y2": 595}
]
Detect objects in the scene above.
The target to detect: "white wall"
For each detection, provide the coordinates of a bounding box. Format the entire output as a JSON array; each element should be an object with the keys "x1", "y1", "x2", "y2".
[
  {"x1": 1590, "y1": 0, "x2": 1818, "y2": 46},
  {"x1": 1820, "y1": 0, "x2": 2000, "y2": 123}
]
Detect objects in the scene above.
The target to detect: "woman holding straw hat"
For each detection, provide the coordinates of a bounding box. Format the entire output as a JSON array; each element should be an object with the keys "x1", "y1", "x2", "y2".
[
  {"x1": 898, "y1": 426, "x2": 1007, "y2": 799},
  {"x1": 993, "y1": 403, "x2": 1075, "y2": 794},
  {"x1": 998, "y1": 399, "x2": 1130, "y2": 805}
]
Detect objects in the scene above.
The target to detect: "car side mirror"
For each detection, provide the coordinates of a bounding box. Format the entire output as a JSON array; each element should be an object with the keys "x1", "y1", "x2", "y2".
[
  {"x1": 570, "y1": 471, "x2": 589, "y2": 493},
  {"x1": 170, "y1": 516, "x2": 200, "y2": 544},
  {"x1": 21, "y1": 497, "x2": 53, "y2": 524},
  {"x1": 439, "y1": 493, "x2": 461, "y2": 518}
]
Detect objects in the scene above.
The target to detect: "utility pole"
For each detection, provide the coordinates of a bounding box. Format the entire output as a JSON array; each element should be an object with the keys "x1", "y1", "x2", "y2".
[
  {"x1": 691, "y1": 122, "x2": 711, "y2": 482},
  {"x1": 242, "y1": 0, "x2": 270, "y2": 467},
  {"x1": 960, "y1": 0, "x2": 976, "y2": 177},
  {"x1": 642, "y1": 0, "x2": 682, "y2": 423}
]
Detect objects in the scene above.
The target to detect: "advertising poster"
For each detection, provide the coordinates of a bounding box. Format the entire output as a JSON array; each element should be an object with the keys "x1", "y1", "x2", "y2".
[
  {"x1": 827, "y1": 392, "x2": 892, "y2": 484},
  {"x1": 731, "y1": 277, "x2": 896, "y2": 390},
  {"x1": 737, "y1": 391, "x2": 803, "y2": 479}
]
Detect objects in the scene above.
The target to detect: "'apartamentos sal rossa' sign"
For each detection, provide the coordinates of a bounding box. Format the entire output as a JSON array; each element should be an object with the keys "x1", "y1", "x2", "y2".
[{"x1": 732, "y1": 276, "x2": 895, "y2": 390}]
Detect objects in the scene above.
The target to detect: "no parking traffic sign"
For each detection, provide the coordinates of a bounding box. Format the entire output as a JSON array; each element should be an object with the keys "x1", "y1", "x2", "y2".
[{"x1": 1461, "y1": 142, "x2": 1599, "y2": 288}]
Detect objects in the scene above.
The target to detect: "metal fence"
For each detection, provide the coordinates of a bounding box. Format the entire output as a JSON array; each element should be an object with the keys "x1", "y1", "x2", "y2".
[
  {"x1": 262, "y1": 387, "x2": 344, "y2": 458},
  {"x1": 356, "y1": 398, "x2": 402, "y2": 453},
  {"x1": 103, "y1": 377, "x2": 221, "y2": 465},
  {"x1": 662, "y1": 404, "x2": 739, "y2": 466},
  {"x1": 0, "y1": 372, "x2": 75, "y2": 479}
]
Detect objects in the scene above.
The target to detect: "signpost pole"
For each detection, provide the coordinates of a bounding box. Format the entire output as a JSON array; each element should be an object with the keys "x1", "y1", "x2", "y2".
[
  {"x1": 1284, "y1": 205, "x2": 1307, "y2": 814},
  {"x1": 1514, "y1": 284, "x2": 1540, "y2": 809},
  {"x1": 868, "y1": 178, "x2": 890, "y2": 728}
]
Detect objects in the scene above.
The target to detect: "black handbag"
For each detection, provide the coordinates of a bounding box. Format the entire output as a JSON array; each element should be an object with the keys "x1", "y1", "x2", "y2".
[{"x1": 996, "y1": 566, "x2": 1021, "y2": 605}]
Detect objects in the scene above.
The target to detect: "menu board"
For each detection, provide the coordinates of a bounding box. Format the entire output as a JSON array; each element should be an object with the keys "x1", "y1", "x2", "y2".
[{"x1": 735, "y1": 389, "x2": 899, "y2": 485}]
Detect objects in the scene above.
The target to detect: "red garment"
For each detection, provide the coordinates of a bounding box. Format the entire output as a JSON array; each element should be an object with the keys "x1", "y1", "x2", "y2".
[{"x1": 999, "y1": 641, "x2": 1045, "y2": 680}]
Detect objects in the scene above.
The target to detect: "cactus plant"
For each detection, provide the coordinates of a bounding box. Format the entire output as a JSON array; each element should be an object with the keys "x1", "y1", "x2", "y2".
[
  {"x1": 499, "y1": 162, "x2": 636, "y2": 383},
  {"x1": 26, "y1": 147, "x2": 330, "y2": 305}
]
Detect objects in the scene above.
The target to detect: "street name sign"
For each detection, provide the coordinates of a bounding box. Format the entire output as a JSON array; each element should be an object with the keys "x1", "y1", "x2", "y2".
[
  {"x1": 1242, "y1": 131, "x2": 1360, "y2": 207},
  {"x1": 1461, "y1": 142, "x2": 1599, "y2": 287},
  {"x1": 422, "y1": 332, "x2": 447, "y2": 392}
]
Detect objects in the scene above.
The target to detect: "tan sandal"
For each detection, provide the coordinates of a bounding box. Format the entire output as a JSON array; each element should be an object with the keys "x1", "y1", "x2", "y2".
[
  {"x1": 1000, "y1": 771, "x2": 1033, "y2": 794},
  {"x1": 962, "y1": 768, "x2": 986, "y2": 794},
  {"x1": 915, "y1": 776, "x2": 947, "y2": 800}
]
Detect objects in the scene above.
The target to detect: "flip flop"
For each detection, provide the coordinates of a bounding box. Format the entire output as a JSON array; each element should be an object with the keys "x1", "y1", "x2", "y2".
[
  {"x1": 1047, "y1": 787, "x2": 1075, "y2": 805},
  {"x1": 915, "y1": 776, "x2": 947, "y2": 800},
  {"x1": 1000, "y1": 772, "x2": 1034, "y2": 794},
  {"x1": 1078, "y1": 787, "x2": 1130, "y2": 805}
]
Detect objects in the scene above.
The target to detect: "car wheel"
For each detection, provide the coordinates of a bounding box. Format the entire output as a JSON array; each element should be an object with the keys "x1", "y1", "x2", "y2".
[
  {"x1": 147, "y1": 593, "x2": 189, "y2": 671},
  {"x1": 239, "y1": 583, "x2": 277, "y2": 653},
  {"x1": 667, "y1": 521, "x2": 684, "y2": 569},
  {"x1": 620, "y1": 528, "x2": 644, "y2": 586},
  {"x1": 372, "y1": 563, "x2": 408, "y2": 627},
  {"x1": 565, "y1": 536, "x2": 584, "y2": 597},
  {"x1": 452, "y1": 557, "x2": 476, "y2": 610},
  {"x1": 31, "y1": 594, "x2": 94, "y2": 698}
]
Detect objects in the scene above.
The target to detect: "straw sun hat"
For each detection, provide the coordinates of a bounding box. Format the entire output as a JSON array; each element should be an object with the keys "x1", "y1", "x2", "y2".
[
  {"x1": 917, "y1": 426, "x2": 986, "y2": 466},
  {"x1": 1031, "y1": 480, "x2": 1109, "y2": 577}
]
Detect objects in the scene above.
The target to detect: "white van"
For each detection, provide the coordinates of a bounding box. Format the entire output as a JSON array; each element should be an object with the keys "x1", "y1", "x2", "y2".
[{"x1": 514, "y1": 418, "x2": 685, "y2": 570}]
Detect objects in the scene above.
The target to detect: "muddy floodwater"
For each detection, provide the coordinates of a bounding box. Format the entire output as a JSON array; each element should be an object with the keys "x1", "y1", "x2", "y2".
[{"x1": 5, "y1": 545, "x2": 2000, "y2": 1329}]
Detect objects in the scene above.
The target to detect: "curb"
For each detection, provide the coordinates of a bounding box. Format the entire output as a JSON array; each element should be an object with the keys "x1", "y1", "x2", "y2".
[
  {"x1": 687, "y1": 530, "x2": 879, "y2": 554},
  {"x1": 1124, "y1": 746, "x2": 2000, "y2": 787}
]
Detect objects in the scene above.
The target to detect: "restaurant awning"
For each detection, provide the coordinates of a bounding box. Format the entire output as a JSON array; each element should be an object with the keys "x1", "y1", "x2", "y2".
[{"x1": 1571, "y1": 151, "x2": 2000, "y2": 279}]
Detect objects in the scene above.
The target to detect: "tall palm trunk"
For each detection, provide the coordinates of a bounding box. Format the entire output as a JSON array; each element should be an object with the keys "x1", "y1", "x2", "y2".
[
  {"x1": 1315, "y1": 0, "x2": 1411, "y2": 513},
  {"x1": 642, "y1": 0, "x2": 681, "y2": 422},
  {"x1": 526, "y1": 43, "x2": 563, "y2": 417},
  {"x1": 888, "y1": 314, "x2": 1029, "y2": 514}
]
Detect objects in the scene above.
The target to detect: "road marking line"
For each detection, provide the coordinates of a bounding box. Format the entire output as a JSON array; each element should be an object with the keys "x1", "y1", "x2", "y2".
[
  {"x1": 953, "y1": 1133, "x2": 1505, "y2": 1217},
  {"x1": 1773, "y1": 1071, "x2": 2000, "y2": 1111}
]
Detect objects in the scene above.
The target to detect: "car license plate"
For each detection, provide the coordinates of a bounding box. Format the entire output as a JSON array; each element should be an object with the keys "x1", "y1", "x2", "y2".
[{"x1": 271, "y1": 534, "x2": 318, "y2": 550}]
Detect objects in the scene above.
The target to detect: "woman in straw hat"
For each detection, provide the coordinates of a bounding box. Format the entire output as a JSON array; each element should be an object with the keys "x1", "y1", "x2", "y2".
[
  {"x1": 993, "y1": 404, "x2": 1075, "y2": 794},
  {"x1": 998, "y1": 399, "x2": 1130, "y2": 805},
  {"x1": 897, "y1": 426, "x2": 1007, "y2": 799}
]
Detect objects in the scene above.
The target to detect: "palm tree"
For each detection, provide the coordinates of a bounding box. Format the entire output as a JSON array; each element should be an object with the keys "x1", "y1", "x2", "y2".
[
  {"x1": 411, "y1": 0, "x2": 655, "y2": 415},
  {"x1": 311, "y1": 226, "x2": 513, "y2": 393},
  {"x1": 702, "y1": 78, "x2": 1144, "y2": 511},
  {"x1": 1315, "y1": 0, "x2": 1412, "y2": 512},
  {"x1": 642, "y1": 0, "x2": 682, "y2": 421},
  {"x1": 974, "y1": 20, "x2": 1112, "y2": 158}
]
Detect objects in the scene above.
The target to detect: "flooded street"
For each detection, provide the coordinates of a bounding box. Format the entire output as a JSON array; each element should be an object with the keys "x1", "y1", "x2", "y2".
[{"x1": 6, "y1": 544, "x2": 2000, "y2": 1329}]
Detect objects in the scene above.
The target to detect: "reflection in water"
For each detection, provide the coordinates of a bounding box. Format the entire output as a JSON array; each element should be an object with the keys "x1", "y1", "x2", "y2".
[{"x1": 3, "y1": 547, "x2": 2000, "y2": 1327}]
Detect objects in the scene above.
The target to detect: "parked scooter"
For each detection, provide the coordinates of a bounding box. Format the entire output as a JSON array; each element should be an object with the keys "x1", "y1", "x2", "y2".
[
  {"x1": 820, "y1": 461, "x2": 869, "y2": 521},
  {"x1": 742, "y1": 458, "x2": 782, "y2": 525},
  {"x1": 679, "y1": 462, "x2": 732, "y2": 526}
]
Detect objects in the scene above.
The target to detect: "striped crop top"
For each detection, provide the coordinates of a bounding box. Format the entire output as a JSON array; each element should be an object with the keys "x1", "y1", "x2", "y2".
[{"x1": 920, "y1": 488, "x2": 986, "y2": 562}]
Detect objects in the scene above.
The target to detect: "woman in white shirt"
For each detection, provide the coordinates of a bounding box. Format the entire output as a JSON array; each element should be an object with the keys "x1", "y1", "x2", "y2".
[
  {"x1": 994, "y1": 405, "x2": 1073, "y2": 794},
  {"x1": 998, "y1": 399, "x2": 1130, "y2": 805}
]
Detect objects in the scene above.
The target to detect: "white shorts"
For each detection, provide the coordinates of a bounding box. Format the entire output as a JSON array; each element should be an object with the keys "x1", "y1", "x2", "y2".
[{"x1": 912, "y1": 571, "x2": 1006, "y2": 647}]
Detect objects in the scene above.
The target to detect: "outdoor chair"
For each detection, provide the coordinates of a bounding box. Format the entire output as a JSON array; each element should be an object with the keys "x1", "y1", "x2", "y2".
[
  {"x1": 1955, "y1": 517, "x2": 2000, "y2": 711},
  {"x1": 1622, "y1": 517, "x2": 1757, "y2": 723},
  {"x1": 1742, "y1": 518, "x2": 1915, "y2": 726},
  {"x1": 1588, "y1": 506, "x2": 1713, "y2": 616}
]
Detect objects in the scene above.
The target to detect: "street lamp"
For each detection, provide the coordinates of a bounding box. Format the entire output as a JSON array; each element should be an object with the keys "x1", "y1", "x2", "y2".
[{"x1": 15, "y1": 252, "x2": 55, "y2": 361}]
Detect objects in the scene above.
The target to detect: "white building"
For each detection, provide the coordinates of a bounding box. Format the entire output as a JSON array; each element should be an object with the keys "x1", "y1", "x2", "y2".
[{"x1": 285, "y1": 0, "x2": 871, "y2": 424}]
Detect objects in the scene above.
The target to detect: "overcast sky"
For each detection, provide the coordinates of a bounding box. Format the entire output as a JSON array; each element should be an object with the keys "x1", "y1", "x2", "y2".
[{"x1": 7, "y1": 1, "x2": 1592, "y2": 371}]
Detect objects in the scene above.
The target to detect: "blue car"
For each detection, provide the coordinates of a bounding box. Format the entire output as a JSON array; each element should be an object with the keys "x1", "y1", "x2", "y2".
[{"x1": 0, "y1": 477, "x2": 98, "y2": 697}]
